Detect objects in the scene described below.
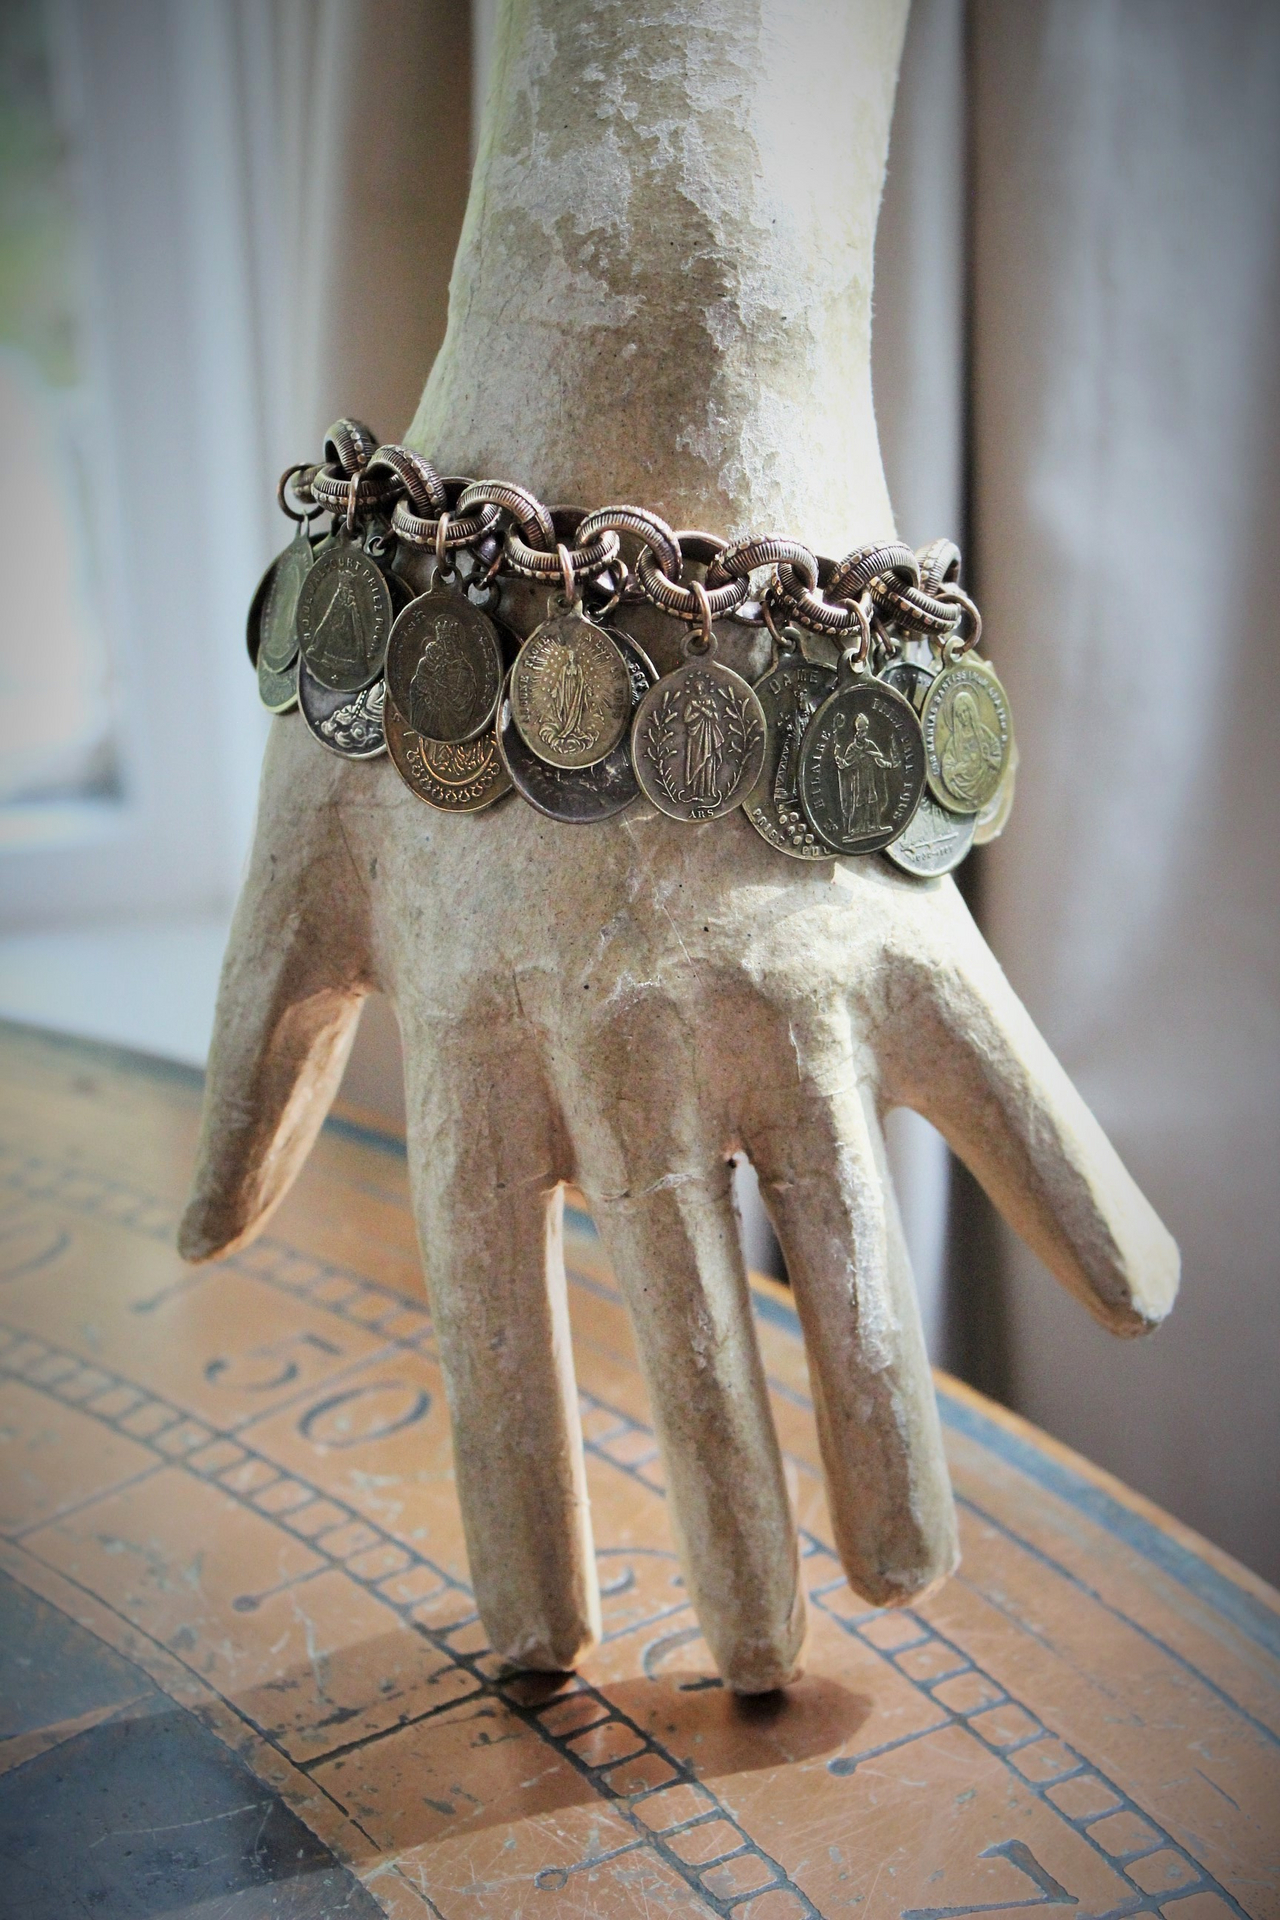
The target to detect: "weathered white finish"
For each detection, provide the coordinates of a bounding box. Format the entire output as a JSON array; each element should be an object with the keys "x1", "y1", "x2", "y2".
[{"x1": 180, "y1": 0, "x2": 1178, "y2": 1691}]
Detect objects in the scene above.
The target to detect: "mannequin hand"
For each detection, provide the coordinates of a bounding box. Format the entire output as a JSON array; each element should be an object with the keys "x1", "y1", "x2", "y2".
[{"x1": 180, "y1": 715, "x2": 1177, "y2": 1692}]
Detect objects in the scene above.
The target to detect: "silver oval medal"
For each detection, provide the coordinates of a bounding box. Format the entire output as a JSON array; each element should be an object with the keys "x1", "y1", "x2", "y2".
[
  {"x1": 385, "y1": 694, "x2": 511, "y2": 812},
  {"x1": 877, "y1": 657, "x2": 974, "y2": 876},
  {"x1": 252, "y1": 534, "x2": 314, "y2": 673},
  {"x1": 295, "y1": 532, "x2": 393, "y2": 693},
  {"x1": 297, "y1": 660, "x2": 386, "y2": 759},
  {"x1": 921, "y1": 656, "x2": 1012, "y2": 814},
  {"x1": 385, "y1": 584, "x2": 505, "y2": 745},
  {"x1": 510, "y1": 609, "x2": 632, "y2": 770},
  {"x1": 631, "y1": 655, "x2": 767, "y2": 822},
  {"x1": 500, "y1": 631, "x2": 656, "y2": 823},
  {"x1": 798, "y1": 670, "x2": 925, "y2": 855},
  {"x1": 257, "y1": 654, "x2": 298, "y2": 715},
  {"x1": 742, "y1": 654, "x2": 836, "y2": 860}
]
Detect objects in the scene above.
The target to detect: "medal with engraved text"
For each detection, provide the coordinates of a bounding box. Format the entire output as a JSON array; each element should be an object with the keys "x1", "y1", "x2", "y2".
[
  {"x1": 386, "y1": 694, "x2": 511, "y2": 812},
  {"x1": 631, "y1": 640, "x2": 766, "y2": 822},
  {"x1": 510, "y1": 607, "x2": 632, "y2": 770},
  {"x1": 385, "y1": 582, "x2": 505, "y2": 745},
  {"x1": 295, "y1": 529, "x2": 393, "y2": 693},
  {"x1": 742, "y1": 640, "x2": 836, "y2": 860},
  {"x1": 798, "y1": 652, "x2": 926, "y2": 855},
  {"x1": 297, "y1": 660, "x2": 386, "y2": 759},
  {"x1": 921, "y1": 654, "x2": 1012, "y2": 815},
  {"x1": 501, "y1": 630, "x2": 656, "y2": 823},
  {"x1": 878, "y1": 657, "x2": 974, "y2": 876}
]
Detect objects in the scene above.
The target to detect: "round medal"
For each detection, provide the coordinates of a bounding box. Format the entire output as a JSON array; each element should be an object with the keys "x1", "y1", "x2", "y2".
[
  {"x1": 742, "y1": 653, "x2": 836, "y2": 860},
  {"x1": 257, "y1": 654, "x2": 298, "y2": 714},
  {"x1": 510, "y1": 610, "x2": 632, "y2": 770},
  {"x1": 384, "y1": 585, "x2": 505, "y2": 745},
  {"x1": 500, "y1": 631, "x2": 656, "y2": 824},
  {"x1": 920, "y1": 657, "x2": 1012, "y2": 814},
  {"x1": 798, "y1": 671, "x2": 925, "y2": 855},
  {"x1": 295, "y1": 533, "x2": 393, "y2": 693},
  {"x1": 297, "y1": 661, "x2": 386, "y2": 759},
  {"x1": 631, "y1": 654, "x2": 767, "y2": 822},
  {"x1": 385, "y1": 696, "x2": 511, "y2": 812}
]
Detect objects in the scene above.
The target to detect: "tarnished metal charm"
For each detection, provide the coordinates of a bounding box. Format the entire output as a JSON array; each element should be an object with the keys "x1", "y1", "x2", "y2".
[
  {"x1": 500, "y1": 630, "x2": 656, "y2": 823},
  {"x1": 742, "y1": 652, "x2": 836, "y2": 860},
  {"x1": 297, "y1": 661, "x2": 386, "y2": 759},
  {"x1": 921, "y1": 656, "x2": 1012, "y2": 815},
  {"x1": 631, "y1": 653, "x2": 766, "y2": 822},
  {"x1": 510, "y1": 608, "x2": 632, "y2": 770},
  {"x1": 385, "y1": 696, "x2": 511, "y2": 812},
  {"x1": 248, "y1": 533, "x2": 315, "y2": 673},
  {"x1": 384, "y1": 583, "x2": 505, "y2": 745},
  {"x1": 257, "y1": 654, "x2": 298, "y2": 714},
  {"x1": 295, "y1": 530, "x2": 393, "y2": 693},
  {"x1": 798, "y1": 662, "x2": 925, "y2": 855},
  {"x1": 972, "y1": 737, "x2": 1019, "y2": 844},
  {"x1": 877, "y1": 657, "x2": 974, "y2": 876}
]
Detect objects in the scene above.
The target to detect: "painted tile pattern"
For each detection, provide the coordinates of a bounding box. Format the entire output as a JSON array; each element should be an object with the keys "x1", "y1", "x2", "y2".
[{"x1": 0, "y1": 1024, "x2": 1276, "y2": 1919}]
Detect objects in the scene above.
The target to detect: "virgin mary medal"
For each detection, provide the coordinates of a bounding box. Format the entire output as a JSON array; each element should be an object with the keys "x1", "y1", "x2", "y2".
[
  {"x1": 384, "y1": 581, "x2": 505, "y2": 745},
  {"x1": 631, "y1": 642, "x2": 766, "y2": 822},
  {"x1": 798, "y1": 654, "x2": 926, "y2": 855},
  {"x1": 295, "y1": 528, "x2": 393, "y2": 694},
  {"x1": 509, "y1": 607, "x2": 632, "y2": 770},
  {"x1": 920, "y1": 654, "x2": 1012, "y2": 814},
  {"x1": 878, "y1": 657, "x2": 974, "y2": 877},
  {"x1": 297, "y1": 660, "x2": 386, "y2": 758},
  {"x1": 742, "y1": 644, "x2": 836, "y2": 860},
  {"x1": 500, "y1": 629, "x2": 656, "y2": 823}
]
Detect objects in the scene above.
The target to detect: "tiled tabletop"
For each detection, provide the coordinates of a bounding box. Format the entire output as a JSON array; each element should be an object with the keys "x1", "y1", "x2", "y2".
[{"x1": 0, "y1": 1020, "x2": 1275, "y2": 1919}]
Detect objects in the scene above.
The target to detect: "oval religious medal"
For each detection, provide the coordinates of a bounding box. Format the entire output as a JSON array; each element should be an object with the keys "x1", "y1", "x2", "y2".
[
  {"x1": 631, "y1": 651, "x2": 767, "y2": 823},
  {"x1": 798, "y1": 664, "x2": 926, "y2": 855},
  {"x1": 297, "y1": 660, "x2": 386, "y2": 759},
  {"x1": 742, "y1": 652, "x2": 836, "y2": 860},
  {"x1": 920, "y1": 656, "x2": 1012, "y2": 815},
  {"x1": 877, "y1": 656, "x2": 974, "y2": 877},
  {"x1": 509, "y1": 609, "x2": 632, "y2": 770},
  {"x1": 385, "y1": 695, "x2": 511, "y2": 813},
  {"x1": 257, "y1": 654, "x2": 298, "y2": 714},
  {"x1": 500, "y1": 630, "x2": 656, "y2": 823},
  {"x1": 294, "y1": 530, "x2": 393, "y2": 694},
  {"x1": 384, "y1": 584, "x2": 505, "y2": 745},
  {"x1": 249, "y1": 533, "x2": 314, "y2": 673}
]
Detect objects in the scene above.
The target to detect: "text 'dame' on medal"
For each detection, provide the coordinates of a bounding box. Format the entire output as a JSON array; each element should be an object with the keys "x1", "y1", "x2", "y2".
[
  {"x1": 385, "y1": 585, "x2": 505, "y2": 745},
  {"x1": 798, "y1": 672, "x2": 925, "y2": 855},
  {"x1": 295, "y1": 533, "x2": 393, "y2": 694},
  {"x1": 631, "y1": 651, "x2": 766, "y2": 822},
  {"x1": 921, "y1": 657, "x2": 1012, "y2": 814},
  {"x1": 742, "y1": 654, "x2": 836, "y2": 860},
  {"x1": 510, "y1": 609, "x2": 632, "y2": 770}
]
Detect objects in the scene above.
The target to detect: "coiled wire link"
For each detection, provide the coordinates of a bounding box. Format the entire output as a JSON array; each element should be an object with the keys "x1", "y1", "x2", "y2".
[
  {"x1": 575, "y1": 505, "x2": 683, "y2": 582},
  {"x1": 368, "y1": 444, "x2": 449, "y2": 514},
  {"x1": 322, "y1": 418, "x2": 379, "y2": 475},
  {"x1": 704, "y1": 536, "x2": 819, "y2": 591},
  {"x1": 391, "y1": 475, "x2": 501, "y2": 552},
  {"x1": 504, "y1": 525, "x2": 620, "y2": 582},
  {"x1": 635, "y1": 530, "x2": 749, "y2": 621},
  {"x1": 457, "y1": 480, "x2": 557, "y2": 554}
]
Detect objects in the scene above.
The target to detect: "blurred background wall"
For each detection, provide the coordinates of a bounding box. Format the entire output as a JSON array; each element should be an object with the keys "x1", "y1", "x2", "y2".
[{"x1": 0, "y1": 0, "x2": 1275, "y2": 1585}]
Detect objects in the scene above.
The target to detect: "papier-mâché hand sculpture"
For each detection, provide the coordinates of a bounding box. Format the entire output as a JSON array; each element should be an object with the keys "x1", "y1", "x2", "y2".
[{"x1": 180, "y1": 0, "x2": 1178, "y2": 1694}]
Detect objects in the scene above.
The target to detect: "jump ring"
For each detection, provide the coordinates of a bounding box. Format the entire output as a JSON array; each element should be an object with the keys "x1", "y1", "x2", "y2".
[
  {"x1": 276, "y1": 462, "x2": 318, "y2": 525},
  {"x1": 684, "y1": 579, "x2": 715, "y2": 655},
  {"x1": 557, "y1": 542, "x2": 576, "y2": 606},
  {"x1": 936, "y1": 583, "x2": 982, "y2": 654},
  {"x1": 345, "y1": 472, "x2": 360, "y2": 535},
  {"x1": 435, "y1": 510, "x2": 453, "y2": 574}
]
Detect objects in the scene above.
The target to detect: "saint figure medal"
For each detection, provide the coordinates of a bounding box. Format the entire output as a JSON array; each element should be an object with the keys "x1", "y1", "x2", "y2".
[
  {"x1": 878, "y1": 657, "x2": 974, "y2": 877},
  {"x1": 385, "y1": 694, "x2": 511, "y2": 813},
  {"x1": 295, "y1": 530, "x2": 393, "y2": 693},
  {"x1": 500, "y1": 630, "x2": 657, "y2": 823},
  {"x1": 631, "y1": 644, "x2": 767, "y2": 823},
  {"x1": 509, "y1": 608, "x2": 632, "y2": 770},
  {"x1": 798, "y1": 656, "x2": 926, "y2": 855},
  {"x1": 297, "y1": 660, "x2": 387, "y2": 759},
  {"x1": 920, "y1": 655, "x2": 1012, "y2": 815},
  {"x1": 385, "y1": 583, "x2": 506, "y2": 745},
  {"x1": 742, "y1": 649, "x2": 836, "y2": 860}
]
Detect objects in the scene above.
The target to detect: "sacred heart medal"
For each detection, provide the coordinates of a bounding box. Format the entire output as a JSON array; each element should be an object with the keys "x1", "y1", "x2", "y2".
[
  {"x1": 920, "y1": 655, "x2": 1012, "y2": 815},
  {"x1": 297, "y1": 660, "x2": 387, "y2": 759},
  {"x1": 742, "y1": 651, "x2": 836, "y2": 860},
  {"x1": 384, "y1": 583, "x2": 506, "y2": 745},
  {"x1": 509, "y1": 608, "x2": 632, "y2": 770},
  {"x1": 295, "y1": 529, "x2": 393, "y2": 694},
  {"x1": 798, "y1": 656, "x2": 925, "y2": 855},
  {"x1": 500, "y1": 629, "x2": 656, "y2": 823},
  {"x1": 878, "y1": 657, "x2": 974, "y2": 876},
  {"x1": 631, "y1": 645, "x2": 767, "y2": 823},
  {"x1": 385, "y1": 694, "x2": 512, "y2": 812}
]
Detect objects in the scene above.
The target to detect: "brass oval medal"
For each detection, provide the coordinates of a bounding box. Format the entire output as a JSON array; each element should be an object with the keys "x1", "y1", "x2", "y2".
[
  {"x1": 798, "y1": 676, "x2": 925, "y2": 855},
  {"x1": 509, "y1": 610, "x2": 632, "y2": 770},
  {"x1": 295, "y1": 535, "x2": 393, "y2": 693},
  {"x1": 385, "y1": 586, "x2": 505, "y2": 745},
  {"x1": 920, "y1": 657, "x2": 1012, "y2": 814},
  {"x1": 631, "y1": 658, "x2": 767, "y2": 822}
]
